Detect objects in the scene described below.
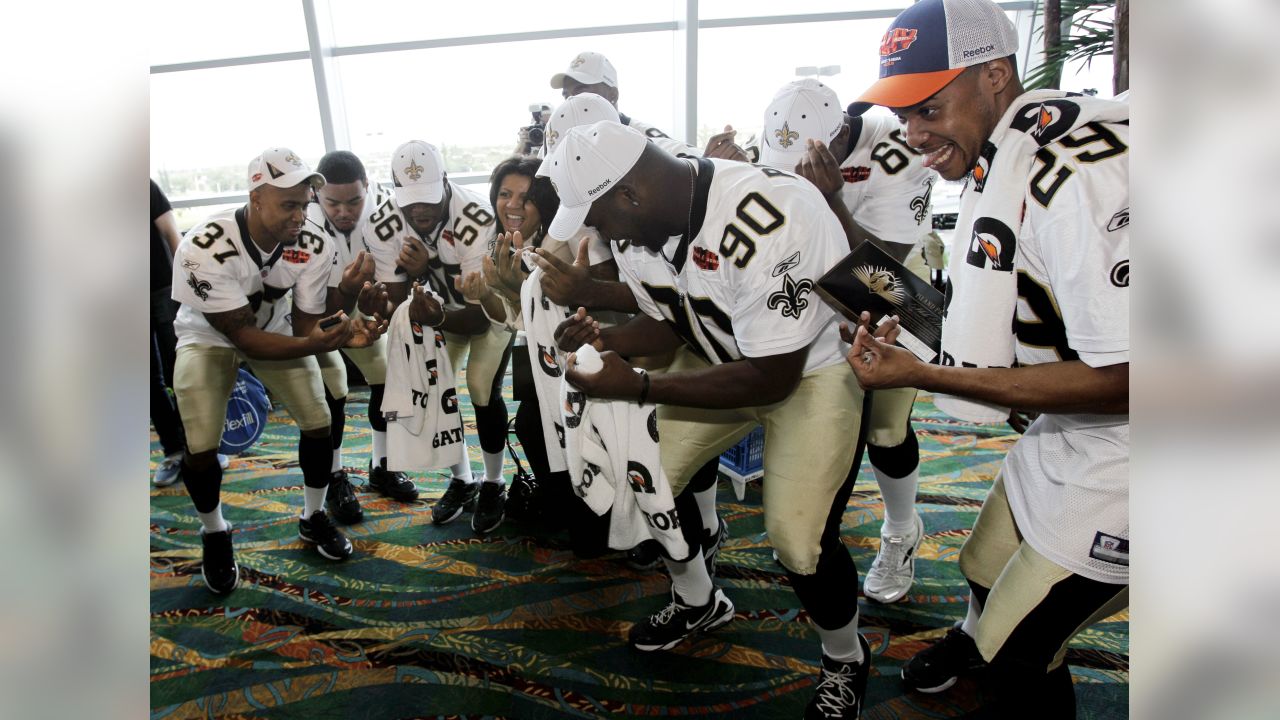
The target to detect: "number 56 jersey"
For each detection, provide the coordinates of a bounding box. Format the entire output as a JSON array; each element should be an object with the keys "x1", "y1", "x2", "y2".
[
  {"x1": 614, "y1": 158, "x2": 847, "y2": 373},
  {"x1": 171, "y1": 206, "x2": 334, "y2": 349},
  {"x1": 361, "y1": 180, "x2": 496, "y2": 312}
]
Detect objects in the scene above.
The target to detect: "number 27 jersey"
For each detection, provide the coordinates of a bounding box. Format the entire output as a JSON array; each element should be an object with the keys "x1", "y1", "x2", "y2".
[{"x1": 614, "y1": 158, "x2": 847, "y2": 373}]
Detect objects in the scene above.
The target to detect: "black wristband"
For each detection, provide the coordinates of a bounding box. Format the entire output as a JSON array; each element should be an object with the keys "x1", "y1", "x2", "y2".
[{"x1": 637, "y1": 369, "x2": 651, "y2": 406}]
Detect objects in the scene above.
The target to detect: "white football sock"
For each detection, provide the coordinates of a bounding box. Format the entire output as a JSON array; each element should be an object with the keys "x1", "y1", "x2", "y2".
[
  {"x1": 873, "y1": 464, "x2": 920, "y2": 536},
  {"x1": 302, "y1": 485, "x2": 327, "y2": 519},
  {"x1": 663, "y1": 555, "x2": 713, "y2": 607},
  {"x1": 451, "y1": 461, "x2": 475, "y2": 484},
  {"x1": 198, "y1": 504, "x2": 228, "y2": 534},
  {"x1": 693, "y1": 485, "x2": 719, "y2": 535},
  {"x1": 372, "y1": 430, "x2": 387, "y2": 469},
  {"x1": 482, "y1": 450, "x2": 505, "y2": 484},
  {"x1": 331, "y1": 446, "x2": 343, "y2": 474},
  {"x1": 960, "y1": 594, "x2": 984, "y2": 637},
  {"x1": 817, "y1": 613, "x2": 865, "y2": 663}
]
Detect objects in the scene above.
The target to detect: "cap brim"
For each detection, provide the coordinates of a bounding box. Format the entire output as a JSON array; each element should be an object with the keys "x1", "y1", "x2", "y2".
[
  {"x1": 257, "y1": 170, "x2": 325, "y2": 191},
  {"x1": 394, "y1": 181, "x2": 444, "y2": 207},
  {"x1": 546, "y1": 202, "x2": 590, "y2": 243},
  {"x1": 853, "y1": 68, "x2": 965, "y2": 111},
  {"x1": 757, "y1": 144, "x2": 804, "y2": 174},
  {"x1": 550, "y1": 70, "x2": 605, "y2": 89}
]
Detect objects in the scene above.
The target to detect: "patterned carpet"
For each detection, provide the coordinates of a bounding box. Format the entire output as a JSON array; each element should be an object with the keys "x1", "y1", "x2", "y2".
[{"x1": 150, "y1": 378, "x2": 1128, "y2": 719}]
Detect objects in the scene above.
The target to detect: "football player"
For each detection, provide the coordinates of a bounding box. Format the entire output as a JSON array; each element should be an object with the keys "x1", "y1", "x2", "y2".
[
  {"x1": 310, "y1": 151, "x2": 420, "y2": 524},
  {"x1": 359, "y1": 140, "x2": 511, "y2": 534},
  {"x1": 171, "y1": 147, "x2": 386, "y2": 595},
  {"x1": 543, "y1": 122, "x2": 877, "y2": 718},
  {"x1": 758, "y1": 79, "x2": 938, "y2": 604},
  {"x1": 845, "y1": 0, "x2": 1130, "y2": 715}
]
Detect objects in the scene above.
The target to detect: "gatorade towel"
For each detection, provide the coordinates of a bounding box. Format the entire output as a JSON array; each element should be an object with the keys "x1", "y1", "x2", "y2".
[{"x1": 219, "y1": 369, "x2": 270, "y2": 455}]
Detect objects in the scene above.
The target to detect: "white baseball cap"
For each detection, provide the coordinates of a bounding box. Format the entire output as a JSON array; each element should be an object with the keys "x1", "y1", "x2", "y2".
[
  {"x1": 536, "y1": 121, "x2": 648, "y2": 242},
  {"x1": 247, "y1": 147, "x2": 325, "y2": 192},
  {"x1": 758, "y1": 79, "x2": 845, "y2": 171},
  {"x1": 391, "y1": 140, "x2": 446, "y2": 207},
  {"x1": 550, "y1": 51, "x2": 618, "y2": 89},
  {"x1": 545, "y1": 93, "x2": 621, "y2": 153}
]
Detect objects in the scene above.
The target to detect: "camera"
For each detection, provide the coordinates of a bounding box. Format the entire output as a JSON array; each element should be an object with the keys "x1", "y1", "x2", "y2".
[{"x1": 522, "y1": 102, "x2": 551, "y2": 153}]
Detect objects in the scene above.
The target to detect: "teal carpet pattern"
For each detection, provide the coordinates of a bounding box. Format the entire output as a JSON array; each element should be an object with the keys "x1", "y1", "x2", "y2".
[{"x1": 150, "y1": 377, "x2": 1128, "y2": 718}]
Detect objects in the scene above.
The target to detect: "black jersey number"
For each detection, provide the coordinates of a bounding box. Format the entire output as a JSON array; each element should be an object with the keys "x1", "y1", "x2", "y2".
[
  {"x1": 369, "y1": 202, "x2": 404, "y2": 241},
  {"x1": 1015, "y1": 271, "x2": 1077, "y2": 362},
  {"x1": 296, "y1": 229, "x2": 326, "y2": 256},
  {"x1": 461, "y1": 202, "x2": 494, "y2": 227},
  {"x1": 191, "y1": 223, "x2": 241, "y2": 264},
  {"x1": 641, "y1": 283, "x2": 736, "y2": 364},
  {"x1": 1030, "y1": 122, "x2": 1128, "y2": 208},
  {"x1": 718, "y1": 192, "x2": 785, "y2": 269},
  {"x1": 870, "y1": 129, "x2": 916, "y2": 175}
]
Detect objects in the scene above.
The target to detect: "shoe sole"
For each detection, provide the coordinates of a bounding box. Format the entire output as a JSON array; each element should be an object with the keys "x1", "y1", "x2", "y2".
[
  {"x1": 298, "y1": 532, "x2": 353, "y2": 561},
  {"x1": 370, "y1": 483, "x2": 419, "y2": 503},
  {"x1": 201, "y1": 563, "x2": 239, "y2": 595},
  {"x1": 865, "y1": 514, "x2": 925, "y2": 604},
  {"x1": 632, "y1": 600, "x2": 736, "y2": 652},
  {"x1": 901, "y1": 669, "x2": 958, "y2": 694},
  {"x1": 432, "y1": 506, "x2": 466, "y2": 525}
]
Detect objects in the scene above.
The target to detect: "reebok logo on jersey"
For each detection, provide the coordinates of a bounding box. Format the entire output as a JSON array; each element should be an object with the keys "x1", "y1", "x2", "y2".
[
  {"x1": 772, "y1": 251, "x2": 801, "y2": 278},
  {"x1": 281, "y1": 248, "x2": 311, "y2": 264},
  {"x1": 841, "y1": 166, "x2": 871, "y2": 183},
  {"x1": 187, "y1": 272, "x2": 211, "y2": 301},
  {"x1": 879, "y1": 28, "x2": 918, "y2": 56},
  {"x1": 1107, "y1": 208, "x2": 1129, "y2": 232},
  {"x1": 692, "y1": 247, "x2": 720, "y2": 271},
  {"x1": 182, "y1": 259, "x2": 200, "y2": 270}
]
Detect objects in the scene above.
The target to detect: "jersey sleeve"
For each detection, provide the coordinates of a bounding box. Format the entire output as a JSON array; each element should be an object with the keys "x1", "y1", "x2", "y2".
[
  {"x1": 612, "y1": 249, "x2": 664, "y2": 322},
  {"x1": 731, "y1": 196, "x2": 844, "y2": 358},
  {"x1": 170, "y1": 220, "x2": 251, "y2": 314},
  {"x1": 363, "y1": 200, "x2": 409, "y2": 284},
  {"x1": 292, "y1": 232, "x2": 333, "y2": 316},
  {"x1": 1026, "y1": 136, "x2": 1129, "y2": 367}
]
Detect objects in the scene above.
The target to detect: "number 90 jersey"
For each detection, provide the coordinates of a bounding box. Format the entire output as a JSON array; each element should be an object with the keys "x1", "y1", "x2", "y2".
[
  {"x1": 361, "y1": 180, "x2": 496, "y2": 311},
  {"x1": 614, "y1": 159, "x2": 847, "y2": 373},
  {"x1": 171, "y1": 206, "x2": 334, "y2": 349},
  {"x1": 839, "y1": 114, "x2": 937, "y2": 248}
]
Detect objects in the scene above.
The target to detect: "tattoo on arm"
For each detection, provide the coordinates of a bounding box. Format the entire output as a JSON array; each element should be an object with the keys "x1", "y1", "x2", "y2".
[{"x1": 204, "y1": 304, "x2": 255, "y2": 338}]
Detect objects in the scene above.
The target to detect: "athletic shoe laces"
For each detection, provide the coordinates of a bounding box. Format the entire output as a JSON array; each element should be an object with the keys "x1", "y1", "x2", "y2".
[{"x1": 813, "y1": 662, "x2": 859, "y2": 715}]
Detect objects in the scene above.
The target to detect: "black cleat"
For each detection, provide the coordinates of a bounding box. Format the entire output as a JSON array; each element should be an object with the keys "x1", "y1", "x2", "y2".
[
  {"x1": 471, "y1": 482, "x2": 506, "y2": 534},
  {"x1": 629, "y1": 587, "x2": 735, "y2": 652},
  {"x1": 298, "y1": 510, "x2": 353, "y2": 560},
  {"x1": 200, "y1": 525, "x2": 239, "y2": 595},
  {"x1": 326, "y1": 470, "x2": 363, "y2": 524},
  {"x1": 901, "y1": 625, "x2": 987, "y2": 693},
  {"x1": 431, "y1": 478, "x2": 479, "y2": 525},
  {"x1": 368, "y1": 464, "x2": 419, "y2": 502},
  {"x1": 804, "y1": 634, "x2": 872, "y2": 719}
]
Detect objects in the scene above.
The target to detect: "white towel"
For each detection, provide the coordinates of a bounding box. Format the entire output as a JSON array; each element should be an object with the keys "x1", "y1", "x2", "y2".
[
  {"x1": 938, "y1": 90, "x2": 1129, "y2": 422},
  {"x1": 520, "y1": 265, "x2": 574, "y2": 474},
  {"x1": 382, "y1": 300, "x2": 467, "y2": 470},
  {"x1": 561, "y1": 369, "x2": 688, "y2": 559}
]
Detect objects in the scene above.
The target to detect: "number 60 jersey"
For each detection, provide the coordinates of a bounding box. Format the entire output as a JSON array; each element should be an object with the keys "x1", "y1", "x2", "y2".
[
  {"x1": 614, "y1": 158, "x2": 848, "y2": 373},
  {"x1": 171, "y1": 206, "x2": 334, "y2": 349}
]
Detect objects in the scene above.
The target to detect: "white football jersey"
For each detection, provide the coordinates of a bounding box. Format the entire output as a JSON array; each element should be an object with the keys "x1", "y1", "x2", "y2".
[
  {"x1": 613, "y1": 159, "x2": 846, "y2": 373},
  {"x1": 309, "y1": 184, "x2": 392, "y2": 288},
  {"x1": 362, "y1": 180, "x2": 496, "y2": 311},
  {"x1": 1001, "y1": 119, "x2": 1130, "y2": 584},
  {"x1": 838, "y1": 114, "x2": 936, "y2": 248},
  {"x1": 172, "y1": 206, "x2": 333, "y2": 349}
]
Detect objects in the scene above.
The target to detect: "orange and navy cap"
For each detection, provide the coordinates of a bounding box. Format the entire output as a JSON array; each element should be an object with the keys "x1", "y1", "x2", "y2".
[{"x1": 849, "y1": 0, "x2": 1019, "y2": 116}]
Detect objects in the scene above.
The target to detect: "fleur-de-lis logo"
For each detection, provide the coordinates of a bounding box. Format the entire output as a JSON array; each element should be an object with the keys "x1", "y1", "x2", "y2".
[
  {"x1": 571, "y1": 54, "x2": 586, "y2": 68},
  {"x1": 284, "y1": 152, "x2": 300, "y2": 167},
  {"x1": 187, "y1": 272, "x2": 211, "y2": 301},
  {"x1": 547, "y1": 128, "x2": 560, "y2": 148},
  {"x1": 775, "y1": 122, "x2": 799, "y2": 149},
  {"x1": 767, "y1": 273, "x2": 814, "y2": 319},
  {"x1": 911, "y1": 179, "x2": 933, "y2": 225},
  {"x1": 404, "y1": 159, "x2": 424, "y2": 181}
]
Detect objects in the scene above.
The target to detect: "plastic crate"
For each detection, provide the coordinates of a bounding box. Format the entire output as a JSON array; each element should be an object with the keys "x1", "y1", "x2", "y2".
[{"x1": 719, "y1": 426, "x2": 765, "y2": 499}]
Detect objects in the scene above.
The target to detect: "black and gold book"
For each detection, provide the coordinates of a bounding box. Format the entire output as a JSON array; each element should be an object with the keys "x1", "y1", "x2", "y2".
[{"x1": 816, "y1": 241, "x2": 945, "y2": 362}]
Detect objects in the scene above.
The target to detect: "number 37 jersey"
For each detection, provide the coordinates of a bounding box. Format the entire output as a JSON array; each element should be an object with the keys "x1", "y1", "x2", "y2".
[
  {"x1": 614, "y1": 159, "x2": 847, "y2": 373},
  {"x1": 171, "y1": 206, "x2": 333, "y2": 349}
]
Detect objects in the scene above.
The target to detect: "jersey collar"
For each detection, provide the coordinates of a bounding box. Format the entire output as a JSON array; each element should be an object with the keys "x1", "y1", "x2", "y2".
[
  {"x1": 666, "y1": 158, "x2": 715, "y2": 273},
  {"x1": 236, "y1": 206, "x2": 284, "y2": 275}
]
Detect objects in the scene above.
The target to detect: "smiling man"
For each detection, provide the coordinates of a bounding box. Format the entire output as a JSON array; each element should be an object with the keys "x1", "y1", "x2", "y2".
[
  {"x1": 541, "y1": 121, "x2": 875, "y2": 719},
  {"x1": 844, "y1": 0, "x2": 1130, "y2": 716}
]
